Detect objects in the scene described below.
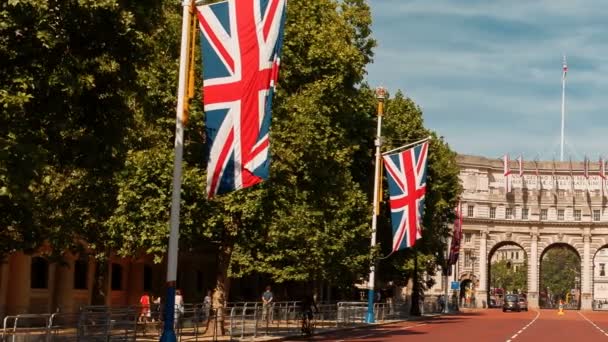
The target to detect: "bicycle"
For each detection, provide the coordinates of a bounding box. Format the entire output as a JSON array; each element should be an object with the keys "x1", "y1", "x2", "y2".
[{"x1": 300, "y1": 311, "x2": 315, "y2": 337}]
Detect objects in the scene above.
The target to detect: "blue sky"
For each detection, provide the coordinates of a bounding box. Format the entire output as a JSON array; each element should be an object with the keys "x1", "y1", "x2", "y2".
[{"x1": 367, "y1": 1, "x2": 608, "y2": 161}]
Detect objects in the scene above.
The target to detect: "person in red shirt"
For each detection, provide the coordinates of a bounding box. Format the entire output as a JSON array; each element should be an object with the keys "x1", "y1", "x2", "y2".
[{"x1": 139, "y1": 292, "x2": 151, "y2": 323}]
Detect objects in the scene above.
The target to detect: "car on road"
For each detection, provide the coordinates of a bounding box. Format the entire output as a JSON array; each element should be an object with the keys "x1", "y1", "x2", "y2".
[
  {"x1": 518, "y1": 295, "x2": 528, "y2": 311},
  {"x1": 503, "y1": 294, "x2": 521, "y2": 312}
]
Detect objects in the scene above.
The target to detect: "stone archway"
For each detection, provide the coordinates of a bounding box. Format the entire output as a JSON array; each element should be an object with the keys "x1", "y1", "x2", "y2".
[
  {"x1": 459, "y1": 277, "x2": 476, "y2": 308},
  {"x1": 487, "y1": 241, "x2": 527, "y2": 308},
  {"x1": 539, "y1": 243, "x2": 581, "y2": 309},
  {"x1": 592, "y1": 245, "x2": 608, "y2": 309}
]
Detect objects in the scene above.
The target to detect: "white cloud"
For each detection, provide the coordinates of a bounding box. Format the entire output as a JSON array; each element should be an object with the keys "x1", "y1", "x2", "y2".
[{"x1": 367, "y1": 0, "x2": 608, "y2": 159}]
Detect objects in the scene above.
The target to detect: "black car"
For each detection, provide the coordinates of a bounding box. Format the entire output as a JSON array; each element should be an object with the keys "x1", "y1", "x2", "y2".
[{"x1": 503, "y1": 294, "x2": 521, "y2": 312}]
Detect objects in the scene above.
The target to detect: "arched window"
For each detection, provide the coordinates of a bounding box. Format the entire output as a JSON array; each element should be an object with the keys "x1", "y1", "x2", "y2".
[
  {"x1": 31, "y1": 257, "x2": 49, "y2": 289},
  {"x1": 143, "y1": 265, "x2": 153, "y2": 291},
  {"x1": 74, "y1": 259, "x2": 88, "y2": 290},
  {"x1": 111, "y1": 264, "x2": 123, "y2": 290}
]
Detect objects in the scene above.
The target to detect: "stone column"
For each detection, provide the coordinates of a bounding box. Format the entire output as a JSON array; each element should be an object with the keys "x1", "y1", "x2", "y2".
[
  {"x1": 477, "y1": 231, "x2": 488, "y2": 308},
  {"x1": 7, "y1": 252, "x2": 31, "y2": 314},
  {"x1": 527, "y1": 232, "x2": 539, "y2": 308},
  {"x1": 127, "y1": 262, "x2": 144, "y2": 305},
  {"x1": 581, "y1": 231, "x2": 592, "y2": 310},
  {"x1": 0, "y1": 258, "x2": 9, "y2": 319},
  {"x1": 54, "y1": 258, "x2": 75, "y2": 313}
]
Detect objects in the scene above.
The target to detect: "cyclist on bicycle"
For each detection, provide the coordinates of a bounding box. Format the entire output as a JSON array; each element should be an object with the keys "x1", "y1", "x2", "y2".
[{"x1": 300, "y1": 293, "x2": 318, "y2": 335}]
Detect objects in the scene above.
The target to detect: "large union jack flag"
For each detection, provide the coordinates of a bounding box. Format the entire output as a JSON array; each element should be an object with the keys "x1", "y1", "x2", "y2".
[
  {"x1": 382, "y1": 142, "x2": 429, "y2": 252},
  {"x1": 196, "y1": 0, "x2": 287, "y2": 197}
]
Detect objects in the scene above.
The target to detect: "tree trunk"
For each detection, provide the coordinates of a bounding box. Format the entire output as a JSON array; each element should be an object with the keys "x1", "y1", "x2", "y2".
[
  {"x1": 205, "y1": 227, "x2": 235, "y2": 337},
  {"x1": 410, "y1": 253, "x2": 421, "y2": 316}
]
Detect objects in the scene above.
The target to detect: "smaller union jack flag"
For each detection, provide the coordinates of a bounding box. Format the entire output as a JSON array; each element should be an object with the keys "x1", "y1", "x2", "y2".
[{"x1": 382, "y1": 142, "x2": 429, "y2": 252}]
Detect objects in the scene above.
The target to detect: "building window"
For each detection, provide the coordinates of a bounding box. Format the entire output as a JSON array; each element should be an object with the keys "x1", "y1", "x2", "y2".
[
  {"x1": 464, "y1": 233, "x2": 471, "y2": 243},
  {"x1": 31, "y1": 257, "x2": 49, "y2": 289},
  {"x1": 574, "y1": 209, "x2": 581, "y2": 221},
  {"x1": 557, "y1": 209, "x2": 564, "y2": 221},
  {"x1": 540, "y1": 209, "x2": 548, "y2": 221},
  {"x1": 522, "y1": 208, "x2": 529, "y2": 220},
  {"x1": 593, "y1": 210, "x2": 601, "y2": 222},
  {"x1": 490, "y1": 207, "x2": 496, "y2": 219},
  {"x1": 143, "y1": 265, "x2": 153, "y2": 291},
  {"x1": 74, "y1": 259, "x2": 88, "y2": 290},
  {"x1": 576, "y1": 190, "x2": 583, "y2": 197},
  {"x1": 111, "y1": 264, "x2": 123, "y2": 291},
  {"x1": 467, "y1": 205, "x2": 474, "y2": 217},
  {"x1": 558, "y1": 190, "x2": 566, "y2": 197},
  {"x1": 506, "y1": 207, "x2": 513, "y2": 219},
  {"x1": 464, "y1": 250, "x2": 472, "y2": 267},
  {"x1": 601, "y1": 263, "x2": 606, "y2": 277}
]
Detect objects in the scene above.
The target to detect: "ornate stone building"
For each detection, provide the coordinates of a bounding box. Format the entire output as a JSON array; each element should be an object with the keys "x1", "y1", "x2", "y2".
[{"x1": 457, "y1": 154, "x2": 608, "y2": 310}]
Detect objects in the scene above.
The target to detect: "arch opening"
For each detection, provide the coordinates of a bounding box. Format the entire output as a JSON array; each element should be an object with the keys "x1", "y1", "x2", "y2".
[
  {"x1": 592, "y1": 245, "x2": 608, "y2": 310},
  {"x1": 488, "y1": 242, "x2": 527, "y2": 308},
  {"x1": 539, "y1": 243, "x2": 581, "y2": 310}
]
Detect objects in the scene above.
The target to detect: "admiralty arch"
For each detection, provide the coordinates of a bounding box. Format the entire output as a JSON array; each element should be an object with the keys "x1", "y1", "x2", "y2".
[{"x1": 456, "y1": 154, "x2": 608, "y2": 310}]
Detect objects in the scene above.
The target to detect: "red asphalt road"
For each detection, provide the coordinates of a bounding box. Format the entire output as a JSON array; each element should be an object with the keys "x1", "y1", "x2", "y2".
[{"x1": 283, "y1": 309, "x2": 608, "y2": 341}]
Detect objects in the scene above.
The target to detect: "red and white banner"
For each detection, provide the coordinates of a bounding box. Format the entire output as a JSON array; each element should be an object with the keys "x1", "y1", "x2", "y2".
[
  {"x1": 517, "y1": 155, "x2": 524, "y2": 177},
  {"x1": 503, "y1": 154, "x2": 512, "y2": 193}
]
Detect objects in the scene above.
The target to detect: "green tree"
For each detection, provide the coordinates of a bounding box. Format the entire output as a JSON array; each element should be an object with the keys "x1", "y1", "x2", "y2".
[
  {"x1": 373, "y1": 91, "x2": 462, "y2": 315},
  {"x1": 541, "y1": 246, "x2": 580, "y2": 301},
  {"x1": 490, "y1": 259, "x2": 527, "y2": 294},
  {"x1": 0, "y1": 0, "x2": 167, "y2": 258}
]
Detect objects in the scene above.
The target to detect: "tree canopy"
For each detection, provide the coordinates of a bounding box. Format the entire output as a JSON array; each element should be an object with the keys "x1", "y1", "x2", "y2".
[{"x1": 1, "y1": 0, "x2": 463, "y2": 302}]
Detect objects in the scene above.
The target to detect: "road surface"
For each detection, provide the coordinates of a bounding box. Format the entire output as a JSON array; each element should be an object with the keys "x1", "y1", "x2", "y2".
[{"x1": 283, "y1": 309, "x2": 608, "y2": 341}]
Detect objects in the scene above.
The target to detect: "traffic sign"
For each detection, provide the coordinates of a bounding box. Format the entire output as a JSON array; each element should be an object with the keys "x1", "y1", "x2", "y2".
[{"x1": 451, "y1": 281, "x2": 460, "y2": 290}]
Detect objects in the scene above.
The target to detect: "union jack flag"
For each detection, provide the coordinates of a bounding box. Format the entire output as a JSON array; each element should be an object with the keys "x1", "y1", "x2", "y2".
[
  {"x1": 382, "y1": 142, "x2": 429, "y2": 252},
  {"x1": 197, "y1": 0, "x2": 287, "y2": 197}
]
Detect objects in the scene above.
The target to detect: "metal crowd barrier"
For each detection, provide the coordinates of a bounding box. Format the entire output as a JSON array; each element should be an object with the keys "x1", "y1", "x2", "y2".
[
  {"x1": 0, "y1": 300, "x2": 412, "y2": 341},
  {"x1": 593, "y1": 299, "x2": 608, "y2": 311}
]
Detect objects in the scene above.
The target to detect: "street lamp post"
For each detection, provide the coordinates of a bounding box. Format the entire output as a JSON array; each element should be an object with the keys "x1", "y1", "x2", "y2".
[
  {"x1": 470, "y1": 255, "x2": 477, "y2": 308},
  {"x1": 365, "y1": 86, "x2": 387, "y2": 324},
  {"x1": 442, "y1": 234, "x2": 451, "y2": 314}
]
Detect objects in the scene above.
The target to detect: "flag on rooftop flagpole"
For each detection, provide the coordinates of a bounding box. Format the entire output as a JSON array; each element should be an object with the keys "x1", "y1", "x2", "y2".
[
  {"x1": 563, "y1": 56, "x2": 568, "y2": 80},
  {"x1": 517, "y1": 155, "x2": 524, "y2": 177},
  {"x1": 503, "y1": 154, "x2": 512, "y2": 193},
  {"x1": 600, "y1": 157, "x2": 606, "y2": 197},
  {"x1": 198, "y1": 0, "x2": 287, "y2": 198},
  {"x1": 552, "y1": 159, "x2": 558, "y2": 194},
  {"x1": 535, "y1": 159, "x2": 541, "y2": 191},
  {"x1": 382, "y1": 142, "x2": 429, "y2": 252}
]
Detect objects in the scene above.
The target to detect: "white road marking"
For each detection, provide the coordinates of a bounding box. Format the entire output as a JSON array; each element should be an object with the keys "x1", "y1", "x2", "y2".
[
  {"x1": 505, "y1": 310, "x2": 541, "y2": 341},
  {"x1": 578, "y1": 311, "x2": 608, "y2": 336}
]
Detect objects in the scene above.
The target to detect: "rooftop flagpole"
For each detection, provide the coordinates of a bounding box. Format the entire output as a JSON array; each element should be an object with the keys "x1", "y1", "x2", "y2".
[
  {"x1": 366, "y1": 87, "x2": 387, "y2": 324},
  {"x1": 560, "y1": 55, "x2": 567, "y2": 162},
  {"x1": 160, "y1": 0, "x2": 195, "y2": 340}
]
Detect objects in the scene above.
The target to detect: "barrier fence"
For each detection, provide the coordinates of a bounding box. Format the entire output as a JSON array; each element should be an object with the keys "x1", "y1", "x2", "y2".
[{"x1": 0, "y1": 300, "x2": 438, "y2": 341}]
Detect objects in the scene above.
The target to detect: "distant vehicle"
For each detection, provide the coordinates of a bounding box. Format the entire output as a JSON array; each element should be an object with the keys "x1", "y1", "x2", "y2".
[
  {"x1": 489, "y1": 298, "x2": 497, "y2": 308},
  {"x1": 518, "y1": 295, "x2": 528, "y2": 311},
  {"x1": 503, "y1": 294, "x2": 521, "y2": 312}
]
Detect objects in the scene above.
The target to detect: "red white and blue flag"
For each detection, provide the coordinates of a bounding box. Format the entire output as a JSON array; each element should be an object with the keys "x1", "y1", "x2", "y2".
[
  {"x1": 448, "y1": 201, "x2": 462, "y2": 266},
  {"x1": 382, "y1": 142, "x2": 429, "y2": 252},
  {"x1": 197, "y1": 0, "x2": 287, "y2": 197}
]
